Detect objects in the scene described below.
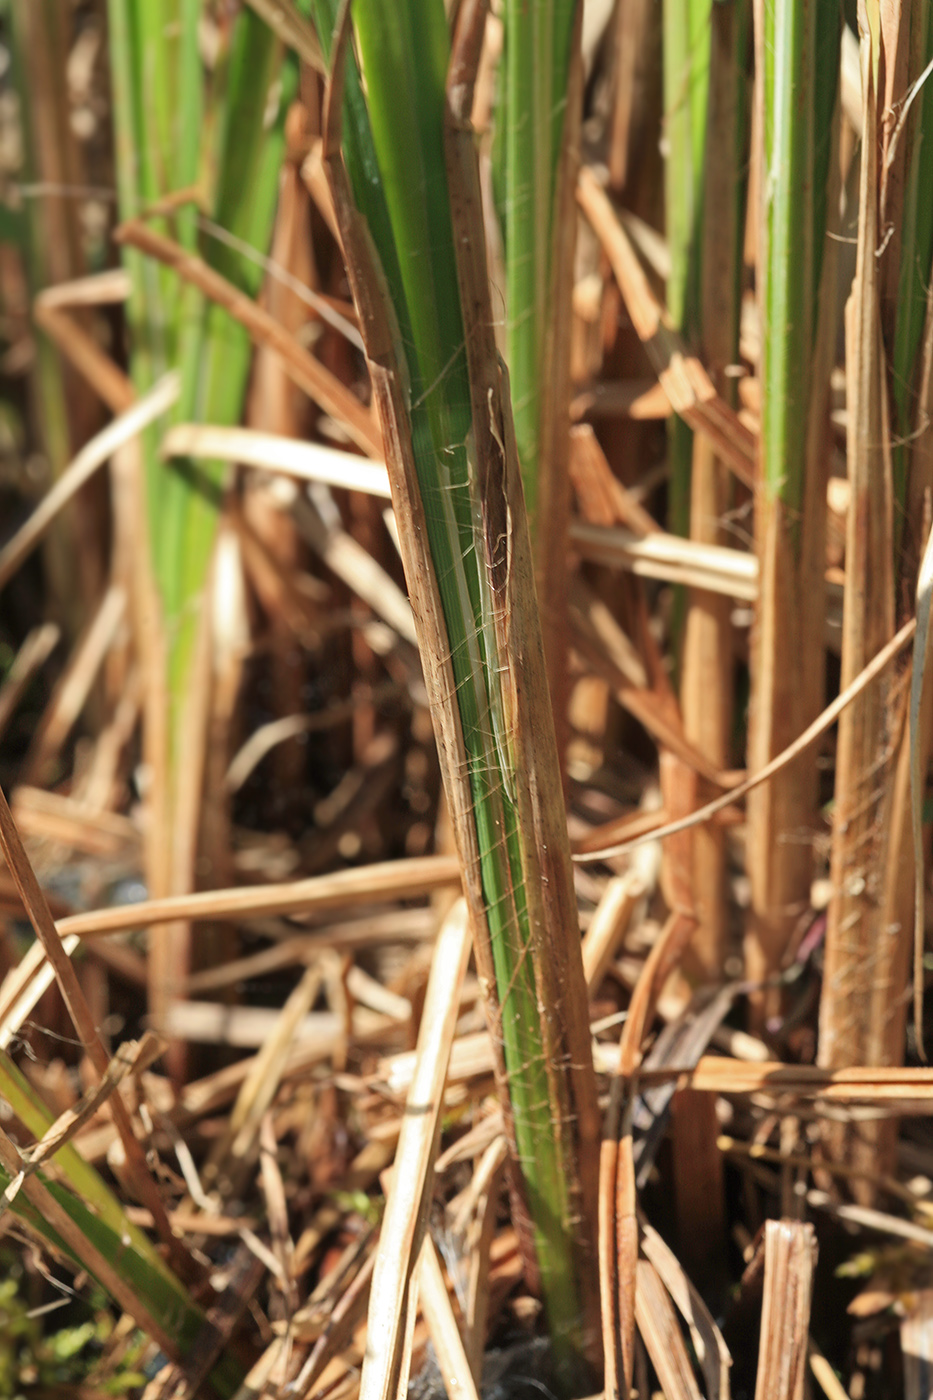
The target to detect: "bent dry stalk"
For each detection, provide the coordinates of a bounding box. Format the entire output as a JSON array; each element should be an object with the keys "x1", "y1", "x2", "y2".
[
  {"x1": 819, "y1": 0, "x2": 933, "y2": 1186},
  {"x1": 315, "y1": 0, "x2": 600, "y2": 1385}
]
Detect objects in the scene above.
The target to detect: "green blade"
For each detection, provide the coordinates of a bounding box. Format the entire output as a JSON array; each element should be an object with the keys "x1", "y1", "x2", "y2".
[{"x1": 324, "y1": 2, "x2": 595, "y2": 1379}]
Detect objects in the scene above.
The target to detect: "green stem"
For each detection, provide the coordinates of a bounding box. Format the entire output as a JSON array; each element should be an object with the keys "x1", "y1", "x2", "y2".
[
  {"x1": 758, "y1": 0, "x2": 838, "y2": 523},
  {"x1": 502, "y1": 0, "x2": 575, "y2": 524},
  {"x1": 327, "y1": 0, "x2": 594, "y2": 1376}
]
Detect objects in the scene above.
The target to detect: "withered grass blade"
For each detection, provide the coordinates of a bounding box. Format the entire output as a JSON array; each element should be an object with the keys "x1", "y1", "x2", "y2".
[
  {"x1": 115, "y1": 221, "x2": 381, "y2": 460},
  {"x1": 0, "y1": 783, "x2": 196, "y2": 1279},
  {"x1": 818, "y1": 5, "x2": 933, "y2": 1188},
  {"x1": 161, "y1": 424, "x2": 391, "y2": 497},
  {"x1": 418, "y1": 1234, "x2": 482, "y2": 1400},
  {"x1": 55, "y1": 854, "x2": 462, "y2": 939},
  {"x1": 819, "y1": 13, "x2": 896, "y2": 1087},
  {"x1": 640, "y1": 1220, "x2": 731, "y2": 1400},
  {"x1": 576, "y1": 167, "x2": 756, "y2": 490},
  {"x1": 635, "y1": 1257, "x2": 704, "y2": 1400},
  {"x1": 360, "y1": 901, "x2": 471, "y2": 1400},
  {"x1": 911, "y1": 522, "x2": 933, "y2": 1055}
]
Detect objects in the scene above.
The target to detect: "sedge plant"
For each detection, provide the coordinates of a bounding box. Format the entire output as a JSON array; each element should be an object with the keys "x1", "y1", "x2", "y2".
[
  {"x1": 312, "y1": 0, "x2": 600, "y2": 1386},
  {"x1": 745, "y1": 0, "x2": 840, "y2": 1020},
  {"x1": 107, "y1": 0, "x2": 298, "y2": 1052}
]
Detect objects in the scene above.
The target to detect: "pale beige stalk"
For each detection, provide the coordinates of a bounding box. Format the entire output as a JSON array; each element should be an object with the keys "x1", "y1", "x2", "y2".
[
  {"x1": 360, "y1": 901, "x2": 471, "y2": 1400},
  {"x1": 818, "y1": 8, "x2": 933, "y2": 1191},
  {"x1": 819, "y1": 32, "x2": 895, "y2": 1075},
  {"x1": 754, "y1": 1221, "x2": 817, "y2": 1400}
]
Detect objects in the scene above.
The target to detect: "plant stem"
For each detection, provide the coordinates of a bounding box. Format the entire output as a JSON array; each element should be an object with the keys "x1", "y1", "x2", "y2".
[
  {"x1": 322, "y1": 1, "x2": 599, "y2": 1380},
  {"x1": 107, "y1": 0, "x2": 294, "y2": 1057},
  {"x1": 745, "y1": 0, "x2": 839, "y2": 1021}
]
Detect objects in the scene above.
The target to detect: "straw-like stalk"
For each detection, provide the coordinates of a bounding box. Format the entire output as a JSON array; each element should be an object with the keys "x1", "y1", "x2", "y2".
[
  {"x1": 818, "y1": 8, "x2": 895, "y2": 1106},
  {"x1": 316, "y1": 1, "x2": 599, "y2": 1383},
  {"x1": 754, "y1": 1221, "x2": 817, "y2": 1400},
  {"x1": 107, "y1": 1, "x2": 294, "y2": 1057},
  {"x1": 745, "y1": 0, "x2": 840, "y2": 1021},
  {"x1": 818, "y1": 2, "x2": 933, "y2": 1186}
]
